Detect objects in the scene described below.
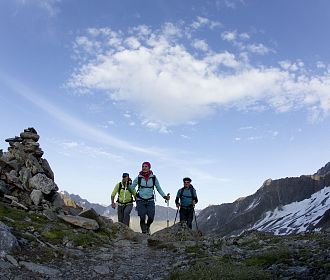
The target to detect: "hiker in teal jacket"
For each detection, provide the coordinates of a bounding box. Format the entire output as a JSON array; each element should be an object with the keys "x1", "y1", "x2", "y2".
[
  {"x1": 129, "y1": 162, "x2": 170, "y2": 234},
  {"x1": 175, "y1": 177, "x2": 198, "y2": 229}
]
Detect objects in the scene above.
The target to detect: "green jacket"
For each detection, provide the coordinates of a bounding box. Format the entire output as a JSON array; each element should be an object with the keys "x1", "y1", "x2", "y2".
[{"x1": 111, "y1": 182, "x2": 136, "y2": 205}]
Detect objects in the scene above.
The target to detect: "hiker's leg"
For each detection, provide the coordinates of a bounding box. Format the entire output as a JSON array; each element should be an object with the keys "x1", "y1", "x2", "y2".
[
  {"x1": 117, "y1": 205, "x2": 124, "y2": 223},
  {"x1": 179, "y1": 208, "x2": 188, "y2": 223},
  {"x1": 123, "y1": 203, "x2": 133, "y2": 226},
  {"x1": 136, "y1": 200, "x2": 147, "y2": 233},
  {"x1": 187, "y1": 208, "x2": 194, "y2": 229},
  {"x1": 146, "y1": 201, "x2": 155, "y2": 233}
]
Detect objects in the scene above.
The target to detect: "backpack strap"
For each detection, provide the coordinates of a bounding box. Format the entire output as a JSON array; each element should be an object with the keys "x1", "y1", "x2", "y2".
[
  {"x1": 137, "y1": 175, "x2": 156, "y2": 200},
  {"x1": 179, "y1": 186, "x2": 196, "y2": 207},
  {"x1": 137, "y1": 176, "x2": 156, "y2": 190}
]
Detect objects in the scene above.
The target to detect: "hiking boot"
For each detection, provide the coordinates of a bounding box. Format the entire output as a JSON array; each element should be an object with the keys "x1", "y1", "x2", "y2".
[
  {"x1": 146, "y1": 226, "x2": 151, "y2": 235},
  {"x1": 141, "y1": 224, "x2": 147, "y2": 234}
]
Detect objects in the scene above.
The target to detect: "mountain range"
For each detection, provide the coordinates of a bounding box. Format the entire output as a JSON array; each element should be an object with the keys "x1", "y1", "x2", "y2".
[{"x1": 197, "y1": 162, "x2": 330, "y2": 236}]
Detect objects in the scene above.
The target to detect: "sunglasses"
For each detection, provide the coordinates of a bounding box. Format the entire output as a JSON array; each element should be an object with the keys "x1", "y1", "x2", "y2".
[
  {"x1": 184, "y1": 181, "x2": 190, "y2": 183},
  {"x1": 142, "y1": 165, "x2": 149, "y2": 168}
]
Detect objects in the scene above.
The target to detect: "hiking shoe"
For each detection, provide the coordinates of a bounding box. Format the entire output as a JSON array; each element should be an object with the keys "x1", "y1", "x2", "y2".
[{"x1": 146, "y1": 226, "x2": 151, "y2": 235}]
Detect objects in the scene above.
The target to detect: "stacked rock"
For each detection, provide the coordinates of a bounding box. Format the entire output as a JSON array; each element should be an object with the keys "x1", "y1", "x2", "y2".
[{"x1": 0, "y1": 128, "x2": 63, "y2": 212}]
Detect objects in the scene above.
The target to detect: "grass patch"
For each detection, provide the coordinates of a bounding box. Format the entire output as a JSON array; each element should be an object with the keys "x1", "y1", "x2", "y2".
[
  {"x1": 245, "y1": 247, "x2": 292, "y2": 266},
  {"x1": 167, "y1": 257, "x2": 271, "y2": 280}
]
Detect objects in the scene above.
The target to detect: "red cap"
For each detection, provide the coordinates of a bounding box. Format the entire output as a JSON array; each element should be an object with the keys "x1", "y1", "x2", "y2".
[{"x1": 142, "y1": 162, "x2": 151, "y2": 168}]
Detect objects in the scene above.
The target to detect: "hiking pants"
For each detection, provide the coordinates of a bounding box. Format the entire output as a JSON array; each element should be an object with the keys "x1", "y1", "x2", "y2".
[
  {"x1": 136, "y1": 199, "x2": 155, "y2": 233},
  {"x1": 117, "y1": 203, "x2": 133, "y2": 226},
  {"x1": 180, "y1": 207, "x2": 194, "y2": 229}
]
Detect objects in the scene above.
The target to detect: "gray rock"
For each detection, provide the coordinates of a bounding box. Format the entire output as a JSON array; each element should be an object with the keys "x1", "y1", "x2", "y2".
[
  {"x1": 93, "y1": 265, "x2": 110, "y2": 275},
  {"x1": 40, "y1": 158, "x2": 54, "y2": 180},
  {"x1": 29, "y1": 173, "x2": 57, "y2": 194},
  {"x1": 25, "y1": 154, "x2": 43, "y2": 175},
  {"x1": 20, "y1": 131, "x2": 40, "y2": 142},
  {"x1": 5, "y1": 255, "x2": 18, "y2": 266},
  {"x1": 30, "y1": 189, "x2": 44, "y2": 206},
  {"x1": 20, "y1": 261, "x2": 60, "y2": 276},
  {"x1": 0, "y1": 180, "x2": 10, "y2": 195},
  {"x1": 50, "y1": 192, "x2": 65, "y2": 208},
  {"x1": 0, "y1": 221, "x2": 19, "y2": 257},
  {"x1": 19, "y1": 167, "x2": 32, "y2": 191},
  {"x1": 57, "y1": 214, "x2": 99, "y2": 230}
]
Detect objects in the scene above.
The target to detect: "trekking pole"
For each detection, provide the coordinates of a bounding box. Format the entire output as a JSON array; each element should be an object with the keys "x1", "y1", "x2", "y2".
[
  {"x1": 193, "y1": 208, "x2": 199, "y2": 232},
  {"x1": 166, "y1": 193, "x2": 170, "y2": 227},
  {"x1": 174, "y1": 208, "x2": 179, "y2": 225}
]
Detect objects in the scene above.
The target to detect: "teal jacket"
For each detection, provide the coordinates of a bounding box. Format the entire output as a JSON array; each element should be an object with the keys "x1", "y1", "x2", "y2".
[
  {"x1": 129, "y1": 173, "x2": 166, "y2": 200},
  {"x1": 175, "y1": 185, "x2": 198, "y2": 207}
]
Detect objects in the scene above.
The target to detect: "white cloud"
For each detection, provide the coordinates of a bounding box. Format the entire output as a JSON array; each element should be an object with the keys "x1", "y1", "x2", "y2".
[
  {"x1": 67, "y1": 22, "x2": 330, "y2": 126},
  {"x1": 192, "y1": 39, "x2": 208, "y2": 51},
  {"x1": 246, "y1": 43, "x2": 272, "y2": 55},
  {"x1": 221, "y1": 31, "x2": 237, "y2": 41},
  {"x1": 223, "y1": 0, "x2": 245, "y2": 9},
  {"x1": 191, "y1": 16, "x2": 222, "y2": 30}
]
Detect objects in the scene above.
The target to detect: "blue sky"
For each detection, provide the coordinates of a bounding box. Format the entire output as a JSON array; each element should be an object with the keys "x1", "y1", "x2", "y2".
[{"x1": 1, "y1": 0, "x2": 330, "y2": 209}]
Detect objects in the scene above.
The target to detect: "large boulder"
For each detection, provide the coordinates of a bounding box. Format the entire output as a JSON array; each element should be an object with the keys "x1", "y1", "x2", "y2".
[
  {"x1": 29, "y1": 173, "x2": 58, "y2": 194},
  {"x1": 57, "y1": 214, "x2": 99, "y2": 230}
]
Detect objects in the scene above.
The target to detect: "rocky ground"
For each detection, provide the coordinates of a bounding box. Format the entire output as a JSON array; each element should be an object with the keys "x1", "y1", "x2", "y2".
[{"x1": 1, "y1": 201, "x2": 330, "y2": 280}]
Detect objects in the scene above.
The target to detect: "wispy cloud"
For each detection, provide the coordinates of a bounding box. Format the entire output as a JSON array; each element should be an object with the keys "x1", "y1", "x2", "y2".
[
  {"x1": 0, "y1": 73, "x2": 163, "y2": 156},
  {"x1": 16, "y1": 0, "x2": 61, "y2": 17},
  {"x1": 57, "y1": 140, "x2": 125, "y2": 161},
  {"x1": 67, "y1": 20, "x2": 330, "y2": 128}
]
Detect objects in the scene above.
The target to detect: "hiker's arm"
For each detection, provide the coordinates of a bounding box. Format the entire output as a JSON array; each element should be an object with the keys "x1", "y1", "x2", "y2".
[
  {"x1": 129, "y1": 177, "x2": 138, "y2": 192},
  {"x1": 193, "y1": 189, "x2": 198, "y2": 204},
  {"x1": 111, "y1": 183, "x2": 120, "y2": 208},
  {"x1": 154, "y1": 177, "x2": 166, "y2": 198},
  {"x1": 130, "y1": 185, "x2": 137, "y2": 199}
]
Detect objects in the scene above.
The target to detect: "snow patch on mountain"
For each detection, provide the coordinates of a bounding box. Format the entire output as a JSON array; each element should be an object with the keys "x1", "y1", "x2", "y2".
[{"x1": 250, "y1": 186, "x2": 330, "y2": 235}]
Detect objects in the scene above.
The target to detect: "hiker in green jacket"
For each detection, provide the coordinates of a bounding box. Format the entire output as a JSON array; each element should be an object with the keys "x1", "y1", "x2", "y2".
[
  {"x1": 175, "y1": 177, "x2": 198, "y2": 229},
  {"x1": 111, "y1": 173, "x2": 136, "y2": 226}
]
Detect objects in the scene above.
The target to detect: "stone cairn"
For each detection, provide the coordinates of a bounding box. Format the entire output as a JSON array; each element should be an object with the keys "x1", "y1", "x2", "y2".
[
  {"x1": 0, "y1": 127, "x2": 63, "y2": 211},
  {"x1": 0, "y1": 128, "x2": 112, "y2": 230}
]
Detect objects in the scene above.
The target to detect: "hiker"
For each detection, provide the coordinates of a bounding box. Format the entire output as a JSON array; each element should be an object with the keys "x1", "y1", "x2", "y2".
[
  {"x1": 111, "y1": 173, "x2": 136, "y2": 227},
  {"x1": 175, "y1": 177, "x2": 198, "y2": 229},
  {"x1": 129, "y1": 162, "x2": 170, "y2": 234}
]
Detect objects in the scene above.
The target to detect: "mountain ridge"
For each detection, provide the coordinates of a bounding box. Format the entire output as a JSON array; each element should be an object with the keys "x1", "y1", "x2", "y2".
[{"x1": 198, "y1": 162, "x2": 330, "y2": 236}]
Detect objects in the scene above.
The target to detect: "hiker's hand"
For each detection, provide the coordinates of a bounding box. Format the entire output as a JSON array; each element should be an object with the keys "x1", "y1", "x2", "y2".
[
  {"x1": 192, "y1": 201, "x2": 196, "y2": 208},
  {"x1": 111, "y1": 202, "x2": 116, "y2": 209},
  {"x1": 176, "y1": 203, "x2": 180, "y2": 209},
  {"x1": 163, "y1": 195, "x2": 170, "y2": 201}
]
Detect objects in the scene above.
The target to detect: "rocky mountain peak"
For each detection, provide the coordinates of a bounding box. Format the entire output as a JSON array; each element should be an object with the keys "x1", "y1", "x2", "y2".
[{"x1": 315, "y1": 161, "x2": 330, "y2": 176}]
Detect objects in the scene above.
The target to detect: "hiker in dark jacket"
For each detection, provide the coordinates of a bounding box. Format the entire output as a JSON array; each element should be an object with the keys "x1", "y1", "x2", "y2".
[
  {"x1": 111, "y1": 173, "x2": 136, "y2": 226},
  {"x1": 175, "y1": 177, "x2": 198, "y2": 229},
  {"x1": 129, "y1": 162, "x2": 170, "y2": 234}
]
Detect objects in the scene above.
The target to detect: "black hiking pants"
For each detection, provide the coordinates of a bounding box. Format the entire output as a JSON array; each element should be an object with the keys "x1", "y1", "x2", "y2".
[{"x1": 179, "y1": 207, "x2": 194, "y2": 229}]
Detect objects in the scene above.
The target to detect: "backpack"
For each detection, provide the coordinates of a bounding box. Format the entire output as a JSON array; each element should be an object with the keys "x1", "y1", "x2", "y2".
[
  {"x1": 179, "y1": 185, "x2": 197, "y2": 207},
  {"x1": 117, "y1": 182, "x2": 134, "y2": 204},
  {"x1": 137, "y1": 175, "x2": 156, "y2": 200}
]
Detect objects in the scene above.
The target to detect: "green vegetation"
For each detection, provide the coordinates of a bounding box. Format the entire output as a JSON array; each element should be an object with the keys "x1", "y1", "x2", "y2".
[
  {"x1": 0, "y1": 202, "x2": 115, "y2": 248},
  {"x1": 245, "y1": 247, "x2": 292, "y2": 266},
  {"x1": 167, "y1": 256, "x2": 271, "y2": 280}
]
